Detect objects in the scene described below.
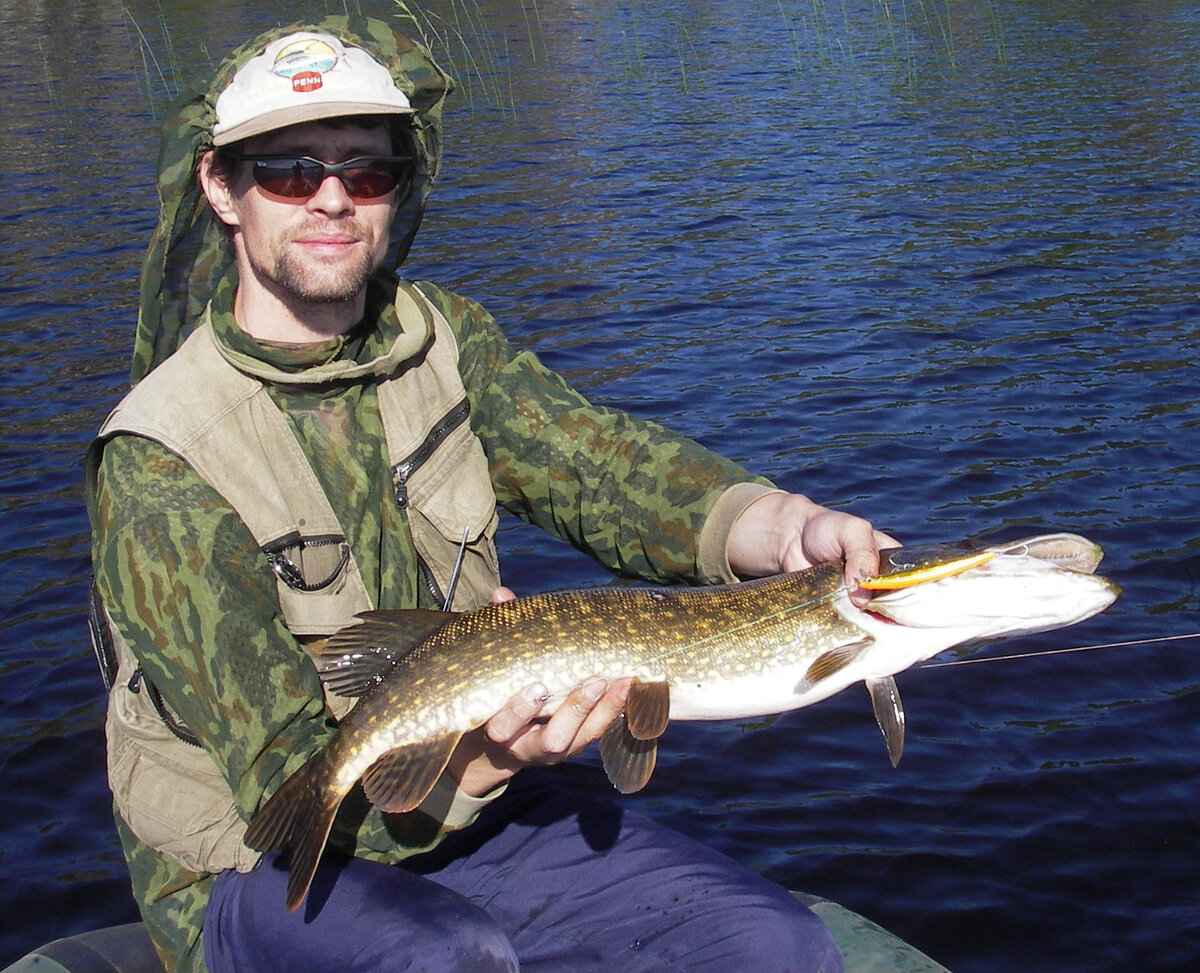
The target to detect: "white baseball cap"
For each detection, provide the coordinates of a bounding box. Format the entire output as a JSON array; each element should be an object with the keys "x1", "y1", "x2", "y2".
[{"x1": 212, "y1": 31, "x2": 413, "y2": 146}]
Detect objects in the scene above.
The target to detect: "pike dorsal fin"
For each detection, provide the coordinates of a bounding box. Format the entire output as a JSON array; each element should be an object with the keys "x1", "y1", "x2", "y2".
[
  {"x1": 319, "y1": 609, "x2": 459, "y2": 697},
  {"x1": 804, "y1": 637, "x2": 872, "y2": 684},
  {"x1": 867, "y1": 676, "x2": 906, "y2": 767},
  {"x1": 361, "y1": 732, "x2": 462, "y2": 813},
  {"x1": 599, "y1": 712, "x2": 659, "y2": 794},
  {"x1": 626, "y1": 680, "x2": 670, "y2": 741}
]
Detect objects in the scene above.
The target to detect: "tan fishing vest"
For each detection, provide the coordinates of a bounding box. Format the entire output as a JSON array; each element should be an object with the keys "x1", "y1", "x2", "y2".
[{"x1": 86, "y1": 284, "x2": 501, "y2": 875}]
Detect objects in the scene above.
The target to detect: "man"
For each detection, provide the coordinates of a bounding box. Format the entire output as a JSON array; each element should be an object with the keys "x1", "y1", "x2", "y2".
[{"x1": 88, "y1": 15, "x2": 891, "y2": 973}]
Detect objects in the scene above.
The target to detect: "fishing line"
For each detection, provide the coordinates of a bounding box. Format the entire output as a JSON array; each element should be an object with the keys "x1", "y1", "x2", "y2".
[{"x1": 921, "y1": 632, "x2": 1200, "y2": 669}]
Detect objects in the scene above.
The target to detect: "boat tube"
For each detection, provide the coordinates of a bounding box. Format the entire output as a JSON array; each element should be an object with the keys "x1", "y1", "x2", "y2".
[{"x1": 2, "y1": 893, "x2": 951, "y2": 973}]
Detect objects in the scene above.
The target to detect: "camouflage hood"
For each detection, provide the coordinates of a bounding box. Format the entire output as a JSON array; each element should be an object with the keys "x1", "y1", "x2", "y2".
[{"x1": 130, "y1": 14, "x2": 454, "y2": 385}]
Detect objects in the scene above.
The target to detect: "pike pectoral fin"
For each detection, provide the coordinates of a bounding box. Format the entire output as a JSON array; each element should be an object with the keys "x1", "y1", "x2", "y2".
[
  {"x1": 867, "y1": 676, "x2": 905, "y2": 768},
  {"x1": 805, "y1": 638, "x2": 872, "y2": 684},
  {"x1": 361, "y1": 732, "x2": 462, "y2": 813},
  {"x1": 319, "y1": 610, "x2": 460, "y2": 696},
  {"x1": 600, "y1": 713, "x2": 659, "y2": 794},
  {"x1": 625, "y1": 679, "x2": 670, "y2": 740}
]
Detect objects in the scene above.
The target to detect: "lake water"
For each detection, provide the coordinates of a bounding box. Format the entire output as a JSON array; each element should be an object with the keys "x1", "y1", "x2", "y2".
[{"x1": 2, "y1": 1, "x2": 1198, "y2": 970}]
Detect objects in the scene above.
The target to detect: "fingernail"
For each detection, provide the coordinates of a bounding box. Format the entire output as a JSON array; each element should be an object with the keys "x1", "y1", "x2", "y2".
[{"x1": 581, "y1": 680, "x2": 605, "y2": 702}]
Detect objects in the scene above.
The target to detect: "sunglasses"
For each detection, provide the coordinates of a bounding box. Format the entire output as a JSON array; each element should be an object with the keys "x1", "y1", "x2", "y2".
[{"x1": 229, "y1": 154, "x2": 415, "y2": 201}]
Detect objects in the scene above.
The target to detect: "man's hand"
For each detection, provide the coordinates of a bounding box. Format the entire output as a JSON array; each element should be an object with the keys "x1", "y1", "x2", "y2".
[
  {"x1": 447, "y1": 585, "x2": 632, "y2": 798},
  {"x1": 726, "y1": 492, "x2": 898, "y2": 604},
  {"x1": 448, "y1": 678, "x2": 632, "y2": 798}
]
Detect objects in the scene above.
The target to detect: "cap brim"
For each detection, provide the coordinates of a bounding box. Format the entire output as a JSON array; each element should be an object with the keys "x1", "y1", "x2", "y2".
[{"x1": 212, "y1": 102, "x2": 413, "y2": 147}]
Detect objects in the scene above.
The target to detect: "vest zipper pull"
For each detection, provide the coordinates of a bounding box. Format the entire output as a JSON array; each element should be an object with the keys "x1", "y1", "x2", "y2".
[{"x1": 393, "y1": 468, "x2": 410, "y2": 509}]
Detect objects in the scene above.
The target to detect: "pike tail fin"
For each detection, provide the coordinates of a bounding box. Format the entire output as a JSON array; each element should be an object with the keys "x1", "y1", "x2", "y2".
[{"x1": 244, "y1": 758, "x2": 343, "y2": 913}]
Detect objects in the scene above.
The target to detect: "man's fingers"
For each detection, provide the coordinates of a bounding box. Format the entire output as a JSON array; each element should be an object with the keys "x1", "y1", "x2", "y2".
[
  {"x1": 845, "y1": 530, "x2": 902, "y2": 605},
  {"x1": 578, "y1": 678, "x2": 632, "y2": 740},
  {"x1": 554, "y1": 678, "x2": 632, "y2": 756},
  {"x1": 485, "y1": 683, "x2": 547, "y2": 744},
  {"x1": 842, "y1": 529, "x2": 900, "y2": 585},
  {"x1": 487, "y1": 678, "x2": 633, "y2": 763},
  {"x1": 537, "y1": 680, "x2": 607, "y2": 756}
]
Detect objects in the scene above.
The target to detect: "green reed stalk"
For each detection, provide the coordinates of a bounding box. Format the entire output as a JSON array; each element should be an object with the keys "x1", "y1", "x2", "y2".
[
  {"x1": 915, "y1": 0, "x2": 957, "y2": 75},
  {"x1": 810, "y1": 0, "x2": 831, "y2": 70},
  {"x1": 839, "y1": 0, "x2": 860, "y2": 103},
  {"x1": 39, "y1": 40, "x2": 61, "y2": 112},
  {"x1": 392, "y1": 0, "x2": 512, "y2": 111},
  {"x1": 776, "y1": 0, "x2": 806, "y2": 75},
  {"x1": 986, "y1": 0, "x2": 1008, "y2": 67},
  {"x1": 121, "y1": 5, "x2": 181, "y2": 121}
]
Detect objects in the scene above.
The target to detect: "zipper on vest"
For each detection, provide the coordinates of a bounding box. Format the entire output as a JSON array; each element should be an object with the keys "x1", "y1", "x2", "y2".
[
  {"x1": 417, "y1": 556, "x2": 446, "y2": 609},
  {"x1": 392, "y1": 398, "x2": 471, "y2": 510},
  {"x1": 88, "y1": 580, "x2": 118, "y2": 692},
  {"x1": 128, "y1": 666, "x2": 203, "y2": 748},
  {"x1": 262, "y1": 532, "x2": 350, "y2": 592}
]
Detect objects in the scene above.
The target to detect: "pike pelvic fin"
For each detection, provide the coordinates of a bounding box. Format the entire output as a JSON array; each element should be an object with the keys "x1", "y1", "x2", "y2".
[
  {"x1": 600, "y1": 715, "x2": 658, "y2": 794},
  {"x1": 243, "y1": 757, "x2": 342, "y2": 913},
  {"x1": 599, "y1": 679, "x2": 670, "y2": 793},
  {"x1": 867, "y1": 676, "x2": 906, "y2": 767},
  {"x1": 804, "y1": 638, "x2": 872, "y2": 684},
  {"x1": 625, "y1": 679, "x2": 671, "y2": 740},
  {"x1": 361, "y1": 732, "x2": 462, "y2": 813},
  {"x1": 319, "y1": 609, "x2": 459, "y2": 697}
]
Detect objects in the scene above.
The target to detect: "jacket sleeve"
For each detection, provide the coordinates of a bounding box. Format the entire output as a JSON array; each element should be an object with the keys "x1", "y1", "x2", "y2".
[
  {"x1": 414, "y1": 281, "x2": 776, "y2": 585},
  {"x1": 93, "y1": 434, "x2": 456, "y2": 864},
  {"x1": 91, "y1": 433, "x2": 336, "y2": 820}
]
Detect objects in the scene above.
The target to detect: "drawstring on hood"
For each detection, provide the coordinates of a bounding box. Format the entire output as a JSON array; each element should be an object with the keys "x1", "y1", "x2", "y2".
[{"x1": 130, "y1": 14, "x2": 454, "y2": 386}]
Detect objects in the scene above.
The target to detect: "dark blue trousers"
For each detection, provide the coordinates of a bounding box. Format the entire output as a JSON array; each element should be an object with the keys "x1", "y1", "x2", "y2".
[{"x1": 205, "y1": 774, "x2": 842, "y2": 973}]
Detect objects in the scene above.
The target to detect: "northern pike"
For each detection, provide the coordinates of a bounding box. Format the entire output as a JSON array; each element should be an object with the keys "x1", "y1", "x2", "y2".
[{"x1": 244, "y1": 532, "x2": 1119, "y2": 910}]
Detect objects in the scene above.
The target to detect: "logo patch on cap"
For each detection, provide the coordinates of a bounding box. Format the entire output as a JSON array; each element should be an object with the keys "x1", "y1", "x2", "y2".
[
  {"x1": 291, "y1": 71, "x2": 323, "y2": 93},
  {"x1": 273, "y1": 39, "x2": 339, "y2": 92}
]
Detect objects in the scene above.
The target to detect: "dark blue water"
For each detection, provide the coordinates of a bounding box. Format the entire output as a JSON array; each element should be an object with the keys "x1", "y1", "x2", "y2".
[{"x1": 2, "y1": 2, "x2": 1198, "y2": 970}]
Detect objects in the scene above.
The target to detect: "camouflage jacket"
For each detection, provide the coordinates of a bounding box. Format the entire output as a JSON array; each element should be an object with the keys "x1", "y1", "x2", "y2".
[{"x1": 89, "y1": 268, "x2": 773, "y2": 971}]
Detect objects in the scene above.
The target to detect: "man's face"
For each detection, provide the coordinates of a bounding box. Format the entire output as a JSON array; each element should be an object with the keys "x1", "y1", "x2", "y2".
[{"x1": 209, "y1": 120, "x2": 399, "y2": 311}]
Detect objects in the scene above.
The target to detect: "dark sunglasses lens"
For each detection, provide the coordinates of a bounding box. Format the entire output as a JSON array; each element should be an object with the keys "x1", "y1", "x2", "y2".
[
  {"x1": 249, "y1": 158, "x2": 404, "y2": 200},
  {"x1": 340, "y1": 162, "x2": 401, "y2": 199},
  {"x1": 250, "y1": 159, "x2": 325, "y2": 198}
]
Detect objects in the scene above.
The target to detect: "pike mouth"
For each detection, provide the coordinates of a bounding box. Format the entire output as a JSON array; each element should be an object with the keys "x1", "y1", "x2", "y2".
[{"x1": 862, "y1": 606, "x2": 901, "y2": 626}]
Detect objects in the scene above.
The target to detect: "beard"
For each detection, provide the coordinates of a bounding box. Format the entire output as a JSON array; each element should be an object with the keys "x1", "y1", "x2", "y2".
[
  {"x1": 250, "y1": 222, "x2": 386, "y2": 308},
  {"x1": 271, "y1": 250, "x2": 377, "y2": 305}
]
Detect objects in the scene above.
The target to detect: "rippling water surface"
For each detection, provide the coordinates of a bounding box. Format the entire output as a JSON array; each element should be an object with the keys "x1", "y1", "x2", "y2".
[{"x1": 2, "y1": 2, "x2": 1198, "y2": 970}]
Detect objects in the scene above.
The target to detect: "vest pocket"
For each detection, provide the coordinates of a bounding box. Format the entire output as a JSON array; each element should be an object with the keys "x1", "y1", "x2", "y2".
[
  {"x1": 107, "y1": 658, "x2": 260, "y2": 875},
  {"x1": 398, "y1": 414, "x2": 501, "y2": 610},
  {"x1": 263, "y1": 532, "x2": 351, "y2": 592},
  {"x1": 260, "y1": 533, "x2": 374, "y2": 638}
]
